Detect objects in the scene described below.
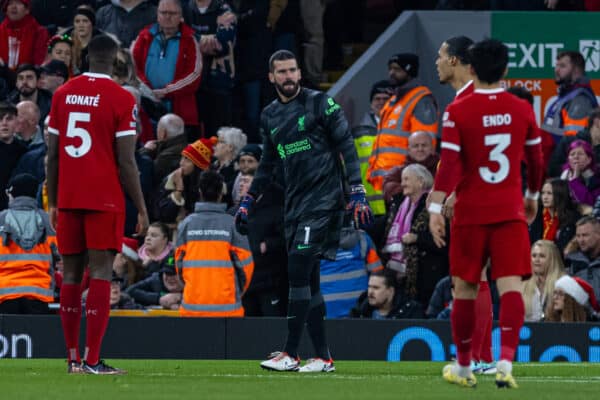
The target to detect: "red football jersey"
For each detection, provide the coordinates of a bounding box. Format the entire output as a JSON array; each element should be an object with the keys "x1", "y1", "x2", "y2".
[
  {"x1": 454, "y1": 80, "x2": 474, "y2": 101},
  {"x1": 435, "y1": 88, "x2": 543, "y2": 225},
  {"x1": 48, "y1": 73, "x2": 137, "y2": 211}
]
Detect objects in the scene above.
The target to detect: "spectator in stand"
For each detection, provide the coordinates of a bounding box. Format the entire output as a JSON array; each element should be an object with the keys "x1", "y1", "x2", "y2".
[
  {"x1": 14, "y1": 100, "x2": 43, "y2": 147},
  {"x1": 142, "y1": 113, "x2": 187, "y2": 186},
  {"x1": 0, "y1": 173, "x2": 57, "y2": 314},
  {"x1": 542, "y1": 51, "x2": 598, "y2": 145},
  {"x1": 126, "y1": 257, "x2": 184, "y2": 309},
  {"x1": 109, "y1": 272, "x2": 140, "y2": 309},
  {"x1": 10, "y1": 101, "x2": 45, "y2": 183},
  {"x1": 138, "y1": 222, "x2": 174, "y2": 279},
  {"x1": 383, "y1": 163, "x2": 448, "y2": 307},
  {"x1": 38, "y1": 60, "x2": 69, "y2": 94},
  {"x1": 96, "y1": 0, "x2": 157, "y2": 48},
  {"x1": 131, "y1": 0, "x2": 202, "y2": 136},
  {"x1": 426, "y1": 275, "x2": 453, "y2": 319},
  {"x1": 0, "y1": 0, "x2": 49, "y2": 70},
  {"x1": 155, "y1": 137, "x2": 216, "y2": 224},
  {"x1": 559, "y1": 139, "x2": 600, "y2": 206},
  {"x1": 522, "y1": 240, "x2": 565, "y2": 322},
  {"x1": 529, "y1": 178, "x2": 581, "y2": 254},
  {"x1": 232, "y1": 0, "x2": 270, "y2": 142},
  {"x1": 351, "y1": 80, "x2": 394, "y2": 246},
  {"x1": 0, "y1": 65, "x2": 11, "y2": 100},
  {"x1": 183, "y1": 0, "x2": 237, "y2": 139},
  {"x1": 8, "y1": 64, "x2": 52, "y2": 128},
  {"x1": 0, "y1": 102, "x2": 27, "y2": 210},
  {"x1": 356, "y1": 80, "x2": 393, "y2": 130},
  {"x1": 564, "y1": 216, "x2": 600, "y2": 301},
  {"x1": 175, "y1": 170, "x2": 254, "y2": 317},
  {"x1": 366, "y1": 53, "x2": 439, "y2": 193},
  {"x1": 298, "y1": 0, "x2": 324, "y2": 88},
  {"x1": 549, "y1": 108, "x2": 600, "y2": 178},
  {"x1": 270, "y1": 0, "x2": 300, "y2": 55},
  {"x1": 382, "y1": 130, "x2": 440, "y2": 212},
  {"x1": 241, "y1": 176, "x2": 288, "y2": 317},
  {"x1": 350, "y1": 269, "x2": 424, "y2": 319},
  {"x1": 212, "y1": 126, "x2": 247, "y2": 205},
  {"x1": 44, "y1": 34, "x2": 73, "y2": 74},
  {"x1": 35, "y1": 116, "x2": 49, "y2": 210},
  {"x1": 231, "y1": 143, "x2": 261, "y2": 206},
  {"x1": 112, "y1": 237, "x2": 143, "y2": 287},
  {"x1": 320, "y1": 223, "x2": 383, "y2": 318},
  {"x1": 545, "y1": 275, "x2": 600, "y2": 322},
  {"x1": 59, "y1": 6, "x2": 102, "y2": 75}
]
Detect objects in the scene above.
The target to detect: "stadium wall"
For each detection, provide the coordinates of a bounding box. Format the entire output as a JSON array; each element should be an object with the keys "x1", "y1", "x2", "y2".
[
  {"x1": 1, "y1": 316, "x2": 600, "y2": 362},
  {"x1": 331, "y1": 11, "x2": 600, "y2": 128}
]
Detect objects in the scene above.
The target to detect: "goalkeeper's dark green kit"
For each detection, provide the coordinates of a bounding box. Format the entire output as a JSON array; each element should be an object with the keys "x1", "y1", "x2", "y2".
[
  {"x1": 249, "y1": 87, "x2": 362, "y2": 260},
  {"x1": 248, "y1": 87, "x2": 363, "y2": 360}
]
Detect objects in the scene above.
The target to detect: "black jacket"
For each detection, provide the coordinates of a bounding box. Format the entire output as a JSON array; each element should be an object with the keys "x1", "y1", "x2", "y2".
[
  {"x1": 126, "y1": 272, "x2": 169, "y2": 306},
  {"x1": 350, "y1": 289, "x2": 425, "y2": 319},
  {"x1": 547, "y1": 128, "x2": 600, "y2": 178},
  {"x1": 245, "y1": 182, "x2": 287, "y2": 293},
  {"x1": 250, "y1": 88, "x2": 362, "y2": 222},
  {"x1": 96, "y1": 1, "x2": 157, "y2": 47}
]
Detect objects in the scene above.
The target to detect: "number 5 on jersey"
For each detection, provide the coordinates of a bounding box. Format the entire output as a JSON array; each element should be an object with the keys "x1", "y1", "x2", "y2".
[{"x1": 65, "y1": 112, "x2": 92, "y2": 158}]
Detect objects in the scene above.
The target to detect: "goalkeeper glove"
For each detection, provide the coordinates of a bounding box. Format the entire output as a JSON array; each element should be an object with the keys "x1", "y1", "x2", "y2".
[
  {"x1": 347, "y1": 184, "x2": 374, "y2": 228},
  {"x1": 235, "y1": 194, "x2": 255, "y2": 235}
]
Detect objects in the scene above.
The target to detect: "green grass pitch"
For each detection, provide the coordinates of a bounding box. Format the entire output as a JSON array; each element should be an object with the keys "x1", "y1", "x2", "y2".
[{"x1": 1, "y1": 360, "x2": 599, "y2": 400}]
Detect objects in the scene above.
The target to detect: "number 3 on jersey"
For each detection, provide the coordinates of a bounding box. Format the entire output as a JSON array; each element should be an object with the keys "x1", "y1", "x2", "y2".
[
  {"x1": 65, "y1": 112, "x2": 92, "y2": 158},
  {"x1": 479, "y1": 133, "x2": 510, "y2": 184}
]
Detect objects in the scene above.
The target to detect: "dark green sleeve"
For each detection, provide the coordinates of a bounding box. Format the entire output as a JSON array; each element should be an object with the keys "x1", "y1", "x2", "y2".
[
  {"x1": 249, "y1": 112, "x2": 277, "y2": 196},
  {"x1": 322, "y1": 94, "x2": 362, "y2": 186}
]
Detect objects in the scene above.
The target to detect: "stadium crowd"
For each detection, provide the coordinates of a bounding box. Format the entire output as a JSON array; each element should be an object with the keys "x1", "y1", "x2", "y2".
[{"x1": 1, "y1": 0, "x2": 600, "y2": 325}]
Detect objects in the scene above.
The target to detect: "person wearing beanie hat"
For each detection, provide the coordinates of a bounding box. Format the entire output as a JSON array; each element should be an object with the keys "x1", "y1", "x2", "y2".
[
  {"x1": 0, "y1": 0, "x2": 49, "y2": 69},
  {"x1": 546, "y1": 275, "x2": 600, "y2": 322},
  {"x1": 67, "y1": 6, "x2": 100, "y2": 74},
  {"x1": 156, "y1": 137, "x2": 217, "y2": 224},
  {"x1": 357, "y1": 80, "x2": 393, "y2": 129},
  {"x1": 230, "y1": 144, "x2": 262, "y2": 206},
  {"x1": 389, "y1": 53, "x2": 420, "y2": 81},
  {"x1": 181, "y1": 137, "x2": 217, "y2": 170},
  {"x1": 6, "y1": 173, "x2": 38, "y2": 200},
  {"x1": 366, "y1": 51, "x2": 438, "y2": 192}
]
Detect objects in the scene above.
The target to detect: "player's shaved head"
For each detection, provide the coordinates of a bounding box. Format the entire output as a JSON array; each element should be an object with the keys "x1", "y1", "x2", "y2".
[{"x1": 88, "y1": 35, "x2": 119, "y2": 73}]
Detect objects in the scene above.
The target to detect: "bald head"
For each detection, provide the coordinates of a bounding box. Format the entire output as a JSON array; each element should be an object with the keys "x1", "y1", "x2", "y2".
[
  {"x1": 157, "y1": 113, "x2": 185, "y2": 141},
  {"x1": 408, "y1": 131, "x2": 434, "y2": 162},
  {"x1": 16, "y1": 101, "x2": 40, "y2": 139}
]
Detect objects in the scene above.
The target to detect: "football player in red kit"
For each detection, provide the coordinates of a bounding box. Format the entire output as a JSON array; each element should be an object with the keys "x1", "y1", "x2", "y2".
[
  {"x1": 429, "y1": 39, "x2": 543, "y2": 389},
  {"x1": 436, "y1": 36, "x2": 495, "y2": 375},
  {"x1": 47, "y1": 35, "x2": 149, "y2": 375}
]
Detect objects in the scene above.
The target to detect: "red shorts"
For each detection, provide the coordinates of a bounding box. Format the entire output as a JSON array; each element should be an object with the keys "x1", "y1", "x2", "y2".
[
  {"x1": 56, "y1": 209, "x2": 124, "y2": 255},
  {"x1": 449, "y1": 221, "x2": 531, "y2": 284}
]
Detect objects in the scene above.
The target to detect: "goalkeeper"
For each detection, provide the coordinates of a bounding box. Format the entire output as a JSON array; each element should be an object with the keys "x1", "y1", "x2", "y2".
[{"x1": 235, "y1": 50, "x2": 373, "y2": 373}]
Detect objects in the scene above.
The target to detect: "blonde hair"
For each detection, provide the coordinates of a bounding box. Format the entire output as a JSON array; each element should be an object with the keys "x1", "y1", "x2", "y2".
[{"x1": 522, "y1": 240, "x2": 565, "y2": 319}]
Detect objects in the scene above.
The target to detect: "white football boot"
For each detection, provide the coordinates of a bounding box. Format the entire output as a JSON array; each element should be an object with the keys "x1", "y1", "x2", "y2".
[
  {"x1": 298, "y1": 358, "x2": 336, "y2": 373},
  {"x1": 260, "y1": 351, "x2": 300, "y2": 372}
]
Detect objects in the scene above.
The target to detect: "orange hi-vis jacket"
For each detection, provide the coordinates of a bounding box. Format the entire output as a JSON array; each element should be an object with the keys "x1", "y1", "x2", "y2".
[
  {"x1": 367, "y1": 84, "x2": 438, "y2": 191},
  {"x1": 0, "y1": 197, "x2": 56, "y2": 304},
  {"x1": 175, "y1": 202, "x2": 254, "y2": 317}
]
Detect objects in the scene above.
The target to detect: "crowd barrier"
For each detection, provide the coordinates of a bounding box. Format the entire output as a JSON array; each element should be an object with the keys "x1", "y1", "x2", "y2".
[{"x1": 1, "y1": 315, "x2": 599, "y2": 361}]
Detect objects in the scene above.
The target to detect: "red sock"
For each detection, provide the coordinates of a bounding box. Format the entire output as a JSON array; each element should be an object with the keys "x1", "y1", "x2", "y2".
[
  {"x1": 84, "y1": 279, "x2": 111, "y2": 365},
  {"x1": 451, "y1": 298, "x2": 476, "y2": 367},
  {"x1": 471, "y1": 281, "x2": 493, "y2": 362},
  {"x1": 60, "y1": 283, "x2": 82, "y2": 363},
  {"x1": 499, "y1": 291, "x2": 525, "y2": 362}
]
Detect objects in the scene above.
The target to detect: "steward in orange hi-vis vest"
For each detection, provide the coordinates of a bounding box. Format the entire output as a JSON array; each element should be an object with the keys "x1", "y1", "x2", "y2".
[
  {"x1": 367, "y1": 53, "x2": 438, "y2": 192},
  {"x1": 175, "y1": 194, "x2": 254, "y2": 317},
  {"x1": 0, "y1": 175, "x2": 57, "y2": 313}
]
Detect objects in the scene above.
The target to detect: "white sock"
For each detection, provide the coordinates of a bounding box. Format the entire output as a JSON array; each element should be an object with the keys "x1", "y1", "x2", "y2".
[
  {"x1": 457, "y1": 364, "x2": 472, "y2": 378},
  {"x1": 496, "y1": 359, "x2": 512, "y2": 375}
]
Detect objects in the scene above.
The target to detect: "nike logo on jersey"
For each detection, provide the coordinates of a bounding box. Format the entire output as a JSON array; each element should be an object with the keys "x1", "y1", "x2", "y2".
[{"x1": 270, "y1": 127, "x2": 278, "y2": 136}]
